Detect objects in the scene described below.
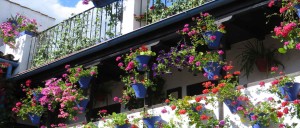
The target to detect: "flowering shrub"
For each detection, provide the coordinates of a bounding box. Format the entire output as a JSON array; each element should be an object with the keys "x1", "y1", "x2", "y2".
[
  {"x1": 268, "y1": 0, "x2": 300, "y2": 53},
  {"x1": 0, "y1": 14, "x2": 38, "y2": 48},
  {"x1": 99, "y1": 111, "x2": 130, "y2": 127}
]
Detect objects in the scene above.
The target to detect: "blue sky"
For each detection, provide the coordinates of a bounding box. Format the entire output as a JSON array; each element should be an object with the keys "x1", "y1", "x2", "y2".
[{"x1": 59, "y1": 0, "x2": 81, "y2": 7}]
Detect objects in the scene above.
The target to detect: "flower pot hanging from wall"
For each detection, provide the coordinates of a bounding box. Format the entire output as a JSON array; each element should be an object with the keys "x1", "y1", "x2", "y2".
[
  {"x1": 28, "y1": 113, "x2": 41, "y2": 125},
  {"x1": 131, "y1": 83, "x2": 147, "y2": 98},
  {"x1": 76, "y1": 99, "x2": 89, "y2": 111},
  {"x1": 294, "y1": 4, "x2": 300, "y2": 18},
  {"x1": 143, "y1": 116, "x2": 162, "y2": 128},
  {"x1": 203, "y1": 31, "x2": 223, "y2": 49},
  {"x1": 92, "y1": 0, "x2": 120, "y2": 8},
  {"x1": 224, "y1": 99, "x2": 243, "y2": 114},
  {"x1": 115, "y1": 124, "x2": 131, "y2": 128},
  {"x1": 33, "y1": 92, "x2": 43, "y2": 102},
  {"x1": 203, "y1": 62, "x2": 222, "y2": 80},
  {"x1": 78, "y1": 76, "x2": 93, "y2": 89},
  {"x1": 135, "y1": 55, "x2": 151, "y2": 71},
  {"x1": 279, "y1": 82, "x2": 300, "y2": 101},
  {"x1": 255, "y1": 58, "x2": 268, "y2": 72}
]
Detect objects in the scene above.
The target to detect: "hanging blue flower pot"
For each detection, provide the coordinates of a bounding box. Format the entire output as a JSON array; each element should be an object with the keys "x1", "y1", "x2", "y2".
[
  {"x1": 76, "y1": 99, "x2": 89, "y2": 111},
  {"x1": 203, "y1": 62, "x2": 222, "y2": 80},
  {"x1": 33, "y1": 92, "x2": 43, "y2": 102},
  {"x1": 132, "y1": 83, "x2": 147, "y2": 98},
  {"x1": 279, "y1": 82, "x2": 300, "y2": 101},
  {"x1": 18, "y1": 31, "x2": 36, "y2": 37},
  {"x1": 224, "y1": 99, "x2": 242, "y2": 114},
  {"x1": 294, "y1": 4, "x2": 300, "y2": 18},
  {"x1": 143, "y1": 116, "x2": 161, "y2": 128},
  {"x1": 28, "y1": 113, "x2": 41, "y2": 125},
  {"x1": 135, "y1": 55, "x2": 151, "y2": 71},
  {"x1": 203, "y1": 31, "x2": 223, "y2": 49},
  {"x1": 115, "y1": 124, "x2": 131, "y2": 128},
  {"x1": 92, "y1": 0, "x2": 120, "y2": 8},
  {"x1": 248, "y1": 113, "x2": 267, "y2": 128},
  {"x1": 9, "y1": 20, "x2": 18, "y2": 26},
  {"x1": 79, "y1": 76, "x2": 93, "y2": 89}
]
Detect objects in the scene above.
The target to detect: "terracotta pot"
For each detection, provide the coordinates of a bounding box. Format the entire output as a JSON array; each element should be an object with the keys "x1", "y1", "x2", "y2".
[{"x1": 255, "y1": 58, "x2": 268, "y2": 72}]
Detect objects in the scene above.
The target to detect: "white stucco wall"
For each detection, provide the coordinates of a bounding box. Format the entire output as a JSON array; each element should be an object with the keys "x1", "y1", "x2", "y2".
[{"x1": 226, "y1": 35, "x2": 300, "y2": 85}]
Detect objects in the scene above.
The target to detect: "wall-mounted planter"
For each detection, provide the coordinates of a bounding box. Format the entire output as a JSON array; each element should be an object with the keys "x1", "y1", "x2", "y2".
[
  {"x1": 28, "y1": 113, "x2": 41, "y2": 125},
  {"x1": 203, "y1": 62, "x2": 222, "y2": 80},
  {"x1": 255, "y1": 58, "x2": 268, "y2": 72},
  {"x1": 76, "y1": 99, "x2": 89, "y2": 111},
  {"x1": 33, "y1": 92, "x2": 43, "y2": 102},
  {"x1": 79, "y1": 76, "x2": 93, "y2": 89},
  {"x1": 18, "y1": 31, "x2": 36, "y2": 37},
  {"x1": 135, "y1": 55, "x2": 151, "y2": 71},
  {"x1": 203, "y1": 31, "x2": 223, "y2": 49},
  {"x1": 92, "y1": 0, "x2": 120, "y2": 8},
  {"x1": 279, "y1": 82, "x2": 300, "y2": 101},
  {"x1": 294, "y1": 4, "x2": 300, "y2": 18},
  {"x1": 143, "y1": 116, "x2": 162, "y2": 128},
  {"x1": 115, "y1": 124, "x2": 131, "y2": 128},
  {"x1": 132, "y1": 83, "x2": 147, "y2": 98},
  {"x1": 224, "y1": 99, "x2": 243, "y2": 114}
]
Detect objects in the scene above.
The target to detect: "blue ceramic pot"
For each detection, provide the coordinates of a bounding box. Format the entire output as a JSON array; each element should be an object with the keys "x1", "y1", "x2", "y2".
[
  {"x1": 79, "y1": 76, "x2": 93, "y2": 89},
  {"x1": 203, "y1": 62, "x2": 222, "y2": 80},
  {"x1": 224, "y1": 99, "x2": 243, "y2": 113},
  {"x1": 28, "y1": 113, "x2": 41, "y2": 125},
  {"x1": 135, "y1": 55, "x2": 151, "y2": 71},
  {"x1": 115, "y1": 124, "x2": 131, "y2": 128},
  {"x1": 203, "y1": 31, "x2": 223, "y2": 49},
  {"x1": 92, "y1": 0, "x2": 120, "y2": 8},
  {"x1": 143, "y1": 116, "x2": 161, "y2": 128},
  {"x1": 76, "y1": 99, "x2": 89, "y2": 111},
  {"x1": 132, "y1": 83, "x2": 147, "y2": 98},
  {"x1": 279, "y1": 82, "x2": 300, "y2": 101},
  {"x1": 18, "y1": 31, "x2": 36, "y2": 37},
  {"x1": 33, "y1": 92, "x2": 43, "y2": 102},
  {"x1": 294, "y1": 4, "x2": 300, "y2": 18}
]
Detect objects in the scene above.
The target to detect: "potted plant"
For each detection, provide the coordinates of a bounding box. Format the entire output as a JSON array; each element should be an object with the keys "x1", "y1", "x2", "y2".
[
  {"x1": 140, "y1": 109, "x2": 162, "y2": 128},
  {"x1": 83, "y1": 122, "x2": 98, "y2": 128},
  {"x1": 100, "y1": 112, "x2": 131, "y2": 128},
  {"x1": 248, "y1": 100, "x2": 285, "y2": 128},
  {"x1": 12, "y1": 83, "x2": 45, "y2": 125},
  {"x1": 266, "y1": 69, "x2": 300, "y2": 101},
  {"x1": 67, "y1": 65, "x2": 98, "y2": 89},
  {"x1": 0, "y1": 62, "x2": 10, "y2": 78},
  {"x1": 236, "y1": 40, "x2": 284, "y2": 78},
  {"x1": 197, "y1": 51, "x2": 224, "y2": 80},
  {"x1": 167, "y1": 96, "x2": 228, "y2": 127},
  {"x1": 180, "y1": 13, "x2": 226, "y2": 49}
]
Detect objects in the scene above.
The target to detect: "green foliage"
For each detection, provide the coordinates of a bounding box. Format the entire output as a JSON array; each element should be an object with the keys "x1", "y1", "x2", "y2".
[{"x1": 236, "y1": 40, "x2": 284, "y2": 78}]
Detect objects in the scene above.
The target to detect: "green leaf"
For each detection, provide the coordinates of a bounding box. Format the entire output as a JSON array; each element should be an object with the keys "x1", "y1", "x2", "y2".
[{"x1": 278, "y1": 48, "x2": 287, "y2": 54}]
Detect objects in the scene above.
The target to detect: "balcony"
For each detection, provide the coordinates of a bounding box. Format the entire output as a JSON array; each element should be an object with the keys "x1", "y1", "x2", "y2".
[{"x1": 29, "y1": 0, "x2": 214, "y2": 68}]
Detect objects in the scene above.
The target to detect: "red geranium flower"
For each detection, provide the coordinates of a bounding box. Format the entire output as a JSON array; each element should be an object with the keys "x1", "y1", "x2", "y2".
[
  {"x1": 202, "y1": 89, "x2": 209, "y2": 94},
  {"x1": 195, "y1": 96, "x2": 202, "y2": 102},
  {"x1": 196, "y1": 105, "x2": 203, "y2": 111},
  {"x1": 171, "y1": 105, "x2": 176, "y2": 110},
  {"x1": 25, "y1": 80, "x2": 31, "y2": 87},
  {"x1": 165, "y1": 99, "x2": 170, "y2": 104},
  {"x1": 179, "y1": 109, "x2": 186, "y2": 115},
  {"x1": 212, "y1": 87, "x2": 219, "y2": 94},
  {"x1": 283, "y1": 107, "x2": 289, "y2": 114},
  {"x1": 277, "y1": 111, "x2": 283, "y2": 118},
  {"x1": 200, "y1": 114, "x2": 209, "y2": 120}
]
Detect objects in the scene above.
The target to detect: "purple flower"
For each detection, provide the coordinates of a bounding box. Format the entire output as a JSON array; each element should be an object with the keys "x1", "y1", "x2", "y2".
[
  {"x1": 210, "y1": 35, "x2": 216, "y2": 40},
  {"x1": 195, "y1": 61, "x2": 201, "y2": 67},
  {"x1": 219, "y1": 120, "x2": 225, "y2": 126},
  {"x1": 82, "y1": 0, "x2": 89, "y2": 5}
]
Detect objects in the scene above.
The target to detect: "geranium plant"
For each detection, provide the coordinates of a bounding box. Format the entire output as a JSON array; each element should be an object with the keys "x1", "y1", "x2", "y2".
[
  {"x1": 267, "y1": 0, "x2": 300, "y2": 53},
  {"x1": 249, "y1": 99, "x2": 285, "y2": 127},
  {"x1": 167, "y1": 96, "x2": 229, "y2": 127},
  {"x1": 179, "y1": 13, "x2": 226, "y2": 47}
]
